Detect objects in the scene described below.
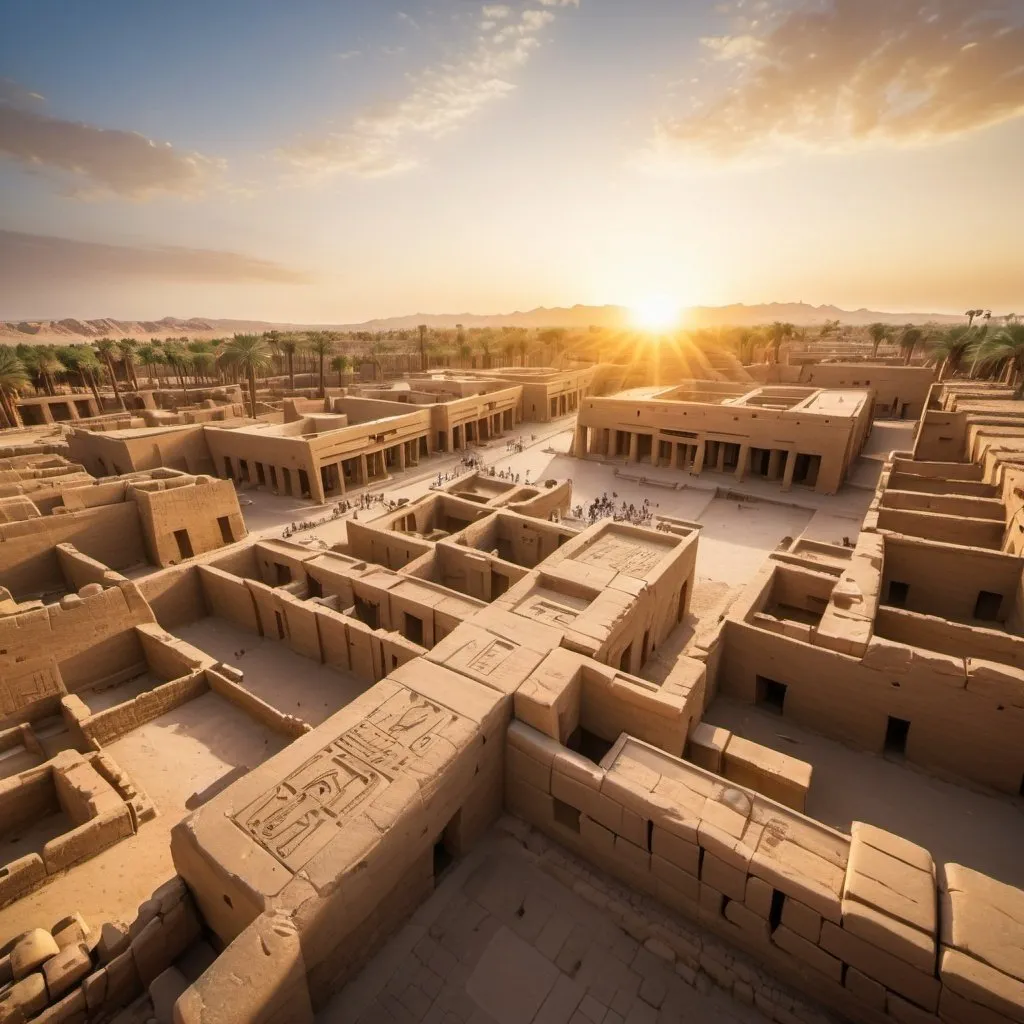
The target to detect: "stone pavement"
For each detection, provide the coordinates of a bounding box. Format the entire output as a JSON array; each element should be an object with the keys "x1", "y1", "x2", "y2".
[{"x1": 319, "y1": 831, "x2": 775, "y2": 1024}]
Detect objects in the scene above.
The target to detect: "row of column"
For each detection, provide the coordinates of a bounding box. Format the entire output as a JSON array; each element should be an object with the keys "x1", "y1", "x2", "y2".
[
  {"x1": 571, "y1": 426, "x2": 812, "y2": 491},
  {"x1": 446, "y1": 409, "x2": 517, "y2": 453}
]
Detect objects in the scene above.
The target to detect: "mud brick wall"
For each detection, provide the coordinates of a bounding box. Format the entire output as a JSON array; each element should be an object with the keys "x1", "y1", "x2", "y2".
[
  {"x1": 0, "y1": 502, "x2": 144, "y2": 600},
  {"x1": 69, "y1": 670, "x2": 209, "y2": 746},
  {"x1": 504, "y1": 723, "x2": 1024, "y2": 1024},
  {"x1": 136, "y1": 562, "x2": 209, "y2": 629},
  {"x1": 206, "y1": 666, "x2": 309, "y2": 738}
]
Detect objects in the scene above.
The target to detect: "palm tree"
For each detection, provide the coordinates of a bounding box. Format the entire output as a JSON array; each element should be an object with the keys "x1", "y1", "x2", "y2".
[
  {"x1": 899, "y1": 325, "x2": 923, "y2": 365},
  {"x1": 868, "y1": 323, "x2": 889, "y2": 359},
  {"x1": 768, "y1": 321, "x2": 794, "y2": 364},
  {"x1": 330, "y1": 354, "x2": 350, "y2": 386},
  {"x1": 980, "y1": 324, "x2": 1024, "y2": 394},
  {"x1": 61, "y1": 347, "x2": 103, "y2": 405},
  {"x1": 929, "y1": 326, "x2": 972, "y2": 380},
  {"x1": 965, "y1": 309, "x2": 982, "y2": 328},
  {"x1": 278, "y1": 334, "x2": 303, "y2": 392},
  {"x1": 306, "y1": 330, "x2": 337, "y2": 398},
  {"x1": 94, "y1": 338, "x2": 122, "y2": 402},
  {"x1": 117, "y1": 338, "x2": 139, "y2": 390},
  {"x1": 0, "y1": 348, "x2": 28, "y2": 427},
  {"x1": 220, "y1": 334, "x2": 271, "y2": 417},
  {"x1": 418, "y1": 324, "x2": 428, "y2": 372},
  {"x1": 136, "y1": 345, "x2": 165, "y2": 388}
]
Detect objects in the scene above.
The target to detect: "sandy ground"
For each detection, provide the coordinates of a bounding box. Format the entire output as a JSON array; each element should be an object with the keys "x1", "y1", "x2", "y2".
[
  {"x1": 176, "y1": 617, "x2": 371, "y2": 725},
  {"x1": 0, "y1": 690, "x2": 288, "y2": 944},
  {"x1": 705, "y1": 698, "x2": 1024, "y2": 889}
]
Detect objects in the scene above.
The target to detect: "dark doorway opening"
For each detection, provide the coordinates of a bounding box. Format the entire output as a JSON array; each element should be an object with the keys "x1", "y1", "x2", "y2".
[
  {"x1": 886, "y1": 580, "x2": 910, "y2": 607},
  {"x1": 173, "y1": 529, "x2": 194, "y2": 560},
  {"x1": 884, "y1": 716, "x2": 910, "y2": 758},
  {"x1": 354, "y1": 596, "x2": 379, "y2": 629},
  {"x1": 974, "y1": 590, "x2": 1002, "y2": 621},
  {"x1": 404, "y1": 613, "x2": 424, "y2": 645},
  {"x1": 755, "y1": 676, "x2": 787, "y2": 714},
  {"x1": 217, "y1": 516, "x2": 233, "y2": 544},
  {"x1": 274, "y1": 610, "x2": 285, "y2": 639},
  {"x1": 433, "y1": 810, "x2": 461, "y2": 881},
  {"x1": 275, "y1": 563, "x2": 291, "y2": 586}
]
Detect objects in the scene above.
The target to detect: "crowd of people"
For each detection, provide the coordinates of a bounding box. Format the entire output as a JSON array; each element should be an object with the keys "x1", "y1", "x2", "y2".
[{"x1": 572, "y1": 492, "x2": 657, "y2": 526}]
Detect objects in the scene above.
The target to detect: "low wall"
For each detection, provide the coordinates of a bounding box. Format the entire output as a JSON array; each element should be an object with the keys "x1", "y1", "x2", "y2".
[
  {"x1": 206, "y1": 665, "x2": 309, "y2": 738},
  {"x1": 505, "y1": 725, "x2": 1020, "y2": 1024}
]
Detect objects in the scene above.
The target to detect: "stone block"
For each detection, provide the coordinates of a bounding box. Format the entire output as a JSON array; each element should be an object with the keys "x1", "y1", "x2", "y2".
[
  {"x1": 771, "y1": 926, "x2": 842, "y2": 984},
  {"x1": 781, "y1": 899, "x2": 822, "y2": 944},
  {"x1": 42, "y1": 942, "x2": 92, "y2": 1001},
  {"x1": 150, "y1": 967, "x2": 189, "y2": 1024},
  {"x1": 687, "y1": 723, "x2": 730, "y2": 773},
  {"x1": 11, "y1": 930, "x2": 59, "y2": 981},
  {"x1": 0, "y1": 972, "x2": 48, "y2": 1021},
  {"x1": 51, "y1": 915, "x2": 90, "y2": 952},
  {"x1": 845, "y1": 965, "x2": 886, "y2": 1011},
  {"x1": 700, "y1": 852, "x2": 747, "y2": 902}
]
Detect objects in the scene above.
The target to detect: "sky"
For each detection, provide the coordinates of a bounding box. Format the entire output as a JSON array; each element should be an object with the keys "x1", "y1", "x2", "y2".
[{"x1": 0, "y1": 0, "x2": 1022, "y2": 323}]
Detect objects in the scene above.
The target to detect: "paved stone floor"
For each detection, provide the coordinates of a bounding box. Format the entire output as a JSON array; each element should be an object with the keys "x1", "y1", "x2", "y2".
[{"x1": 320, "y1": 834, "x2": 770, "y2": 1024}]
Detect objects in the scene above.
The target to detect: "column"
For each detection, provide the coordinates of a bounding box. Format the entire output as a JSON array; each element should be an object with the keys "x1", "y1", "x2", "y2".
[
  {"x1": 359, "y1": 454, "x2": 369, "y2": 486},
  {"x1": 336, "y1": 461, "x2": 346, "y2": 495},
  {"x1": 692, "y1": 440, "x2": 706, "y2": 475},
  {"x1": 716, "y1": 442, "x2": 726, "y2": 473},
  {"x1": 781, "y1": 450, "x2": 796, "y2": 491},
  {"x1": 767, "y1": 449, "x2": 783, "y2": 480},
  {"x1": 310, "y1": 466, "x2": 326, "y2": 504},
  {"x1": 572, "y1": 426, "x2": 587, "y2": 458},
  {"x1": 628, "y1": 432, "x2": 639, "y2": 462},
  {"x1": 398, "y1": 444, "x2": 406, "y2": 471},
  {"x1": 735, "y1": 444, "x2": 750, "y2": 481}
]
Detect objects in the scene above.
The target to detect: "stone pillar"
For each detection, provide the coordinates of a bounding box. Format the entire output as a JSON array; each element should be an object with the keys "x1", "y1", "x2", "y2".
[
  {"x1": 572, "y1": 426, "x2": 587, "y2": 458},
  {"x1": 781, "y1": 450, "x2": 796, "y2": 491},
  {"x1": 692, "y1": 440, "x2": 706, "y2": 475},
  {"x1": 628, "y1": 432, "x2": 639, "y2": 462},
  {"x1": 310, "y1": 466, "x2": 326, "y2": 504},
  {"x1": 715, "y1": 443, "x2": 726, "y2": 473},
  {"x1": 359, "y1": 454, "x2": 368, "y2": 486},
  {"x1": 398, "y1": 444, "x2": 406, "y2": 471},
  {"x1": 767, "y1": 449, "x2": 783, "y2": 480},
  {"x1": 336, "y1": 461, "x2": 346, "y2": 495},
  {"x1": 735, "y1": 444, "x2": 750, "y2": 481}
]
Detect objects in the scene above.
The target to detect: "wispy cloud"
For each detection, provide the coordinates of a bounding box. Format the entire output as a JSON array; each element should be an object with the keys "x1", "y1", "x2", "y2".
[
  {"x1": 0, "y1": 80, "x2": 221, "y2": 199},
  {"x1": 277, "y1": 3, "x2": 577, "y2": 179},
  {"x1": 649, "y1": 0, "x2": 1024, "y2": 162},
  {"x1": 0, "y1": 230, "x2": 309, "y2": 285}
]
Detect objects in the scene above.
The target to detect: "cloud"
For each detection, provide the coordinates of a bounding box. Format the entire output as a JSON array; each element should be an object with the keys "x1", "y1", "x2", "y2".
[
  {"x1": 0, "y1": 230, "x2": 309, "y2": 286},
  {"x1": 652, "y1": 0, "x2": 1024, "y2": 160},
  {"x1": 278, "y1": 3, "x2": 576, "y2": 179},
  {"x1": 0, "y1": 84, "x2": 220, "y2": 199}
]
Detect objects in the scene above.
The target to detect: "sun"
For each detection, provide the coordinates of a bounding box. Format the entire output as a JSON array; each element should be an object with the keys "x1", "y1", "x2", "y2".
[{"x1": 629, "y1": 296, "x2": 682, "y2": 331}]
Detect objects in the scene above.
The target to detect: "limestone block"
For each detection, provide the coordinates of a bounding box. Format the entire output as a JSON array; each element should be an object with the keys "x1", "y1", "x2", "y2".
[
  {"x1": 844, "y1": 829, "x2": 937, "y2": 938},
  {"x1": 10, "y1": 930, "x2": 59, "y2": 981},
  {"x1": 886, "y1": 991, "x2": 941, "y2": 1024},
  {"x1": 845, "y1": 965, "x2": 887, "y2": 1011},
  {"x1": 651, "y1": 825, "x2": 699, "y2": 876},
  {"x1": 721, "y1": 734, "x2": 812, "y2": 812},
  {"x1": 51, "y1": 914, "x2": 90, "y2": 952},
  {"x1": 940, "y1": 947, "x2": 1024, "y2": 1024},
  {"x1": 941, "y1": 863, "x2": 1024, "y2": 991},
  {"x1": 0, "y1": 853, "x2": 45, "y2": 908},
  {"x1": 744, "y1": 875, "x2": 774, "y2": 920},
  {"x1": 939, "y1": 982, "x2": 1017, "y2": 1024},
  {"x1": 781, "y1": 898, "x2": 823, "y2": 943},
  {"x1": 750, "y1": 809, "x2": 847, "y2": 924},
  {"x1": 150, "y1": 967, "x2": 189, "y2": 1024},
  {"x1": 820, "y1": 921, "x2": 940, "y2": 1011},
  {"x1": 95, "y1": 922, "x2": 130, "y2": 965},
  {"x1": 724, "y1": 899, "x2": 771, "y2": 943},
  {"x1": 32, "y1": 985, "x2": 86, "y2": 1022},
  {"x1": 651, "y1": 854, "x2": 699, "y2": 903},
  {"x1": 772, "y1": 925, "x2": 842, "y2": 983},
  {"x1": 42, "y1": 941, "x2": 92, "y2": 1001},
  {"x1": 687, "y1": 723, "x2": 730, "y2": 773},
  {"x1": 0, "y1": 972, "x2": 48, "y2": 1021},
  {"x1": 700, "y1": 851, "x2": 747, "y2": 902},
  {"x1": 172, "y1": 911, "x2": 313, "y2": 1024}
]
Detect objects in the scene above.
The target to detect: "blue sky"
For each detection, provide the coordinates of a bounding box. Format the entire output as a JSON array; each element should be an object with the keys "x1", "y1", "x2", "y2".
[{"x1": 1, "y1": 0, "x2": 1022, "y2": 322}]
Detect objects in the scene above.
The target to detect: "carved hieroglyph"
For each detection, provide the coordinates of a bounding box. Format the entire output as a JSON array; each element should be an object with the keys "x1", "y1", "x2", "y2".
[
  {"x1": 0, "y1": 659, "x2": 63, "y2": 718},
  {"x1": 233, "y1": 690, "x2": 451, "y2": 871},
  {"x1": 575, "y1": 534, "x2": 667, "y2": 576}
]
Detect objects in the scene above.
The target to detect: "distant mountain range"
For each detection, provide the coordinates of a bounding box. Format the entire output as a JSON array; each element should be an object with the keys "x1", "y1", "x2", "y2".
[{"x1": 0, "y1": 303, "x2": 967, "y2": 344}]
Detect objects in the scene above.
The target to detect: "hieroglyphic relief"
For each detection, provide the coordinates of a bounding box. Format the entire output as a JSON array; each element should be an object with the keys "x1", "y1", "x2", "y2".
[
  {"x1": 515, "y1": 597, "x2": 579, "y2": 628},
  {"x1": 462, "y1": 636, "x2": 516, "y2": 678},
  {"x1": 233, "y1": 689, "x2": 451, "y2": 870},
  {"x1": 575, "y1": 534, "x2": 667, "y2": 576},
  {"x1": 0, "y1": 659, "x2": 63, "y2": 718}
]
